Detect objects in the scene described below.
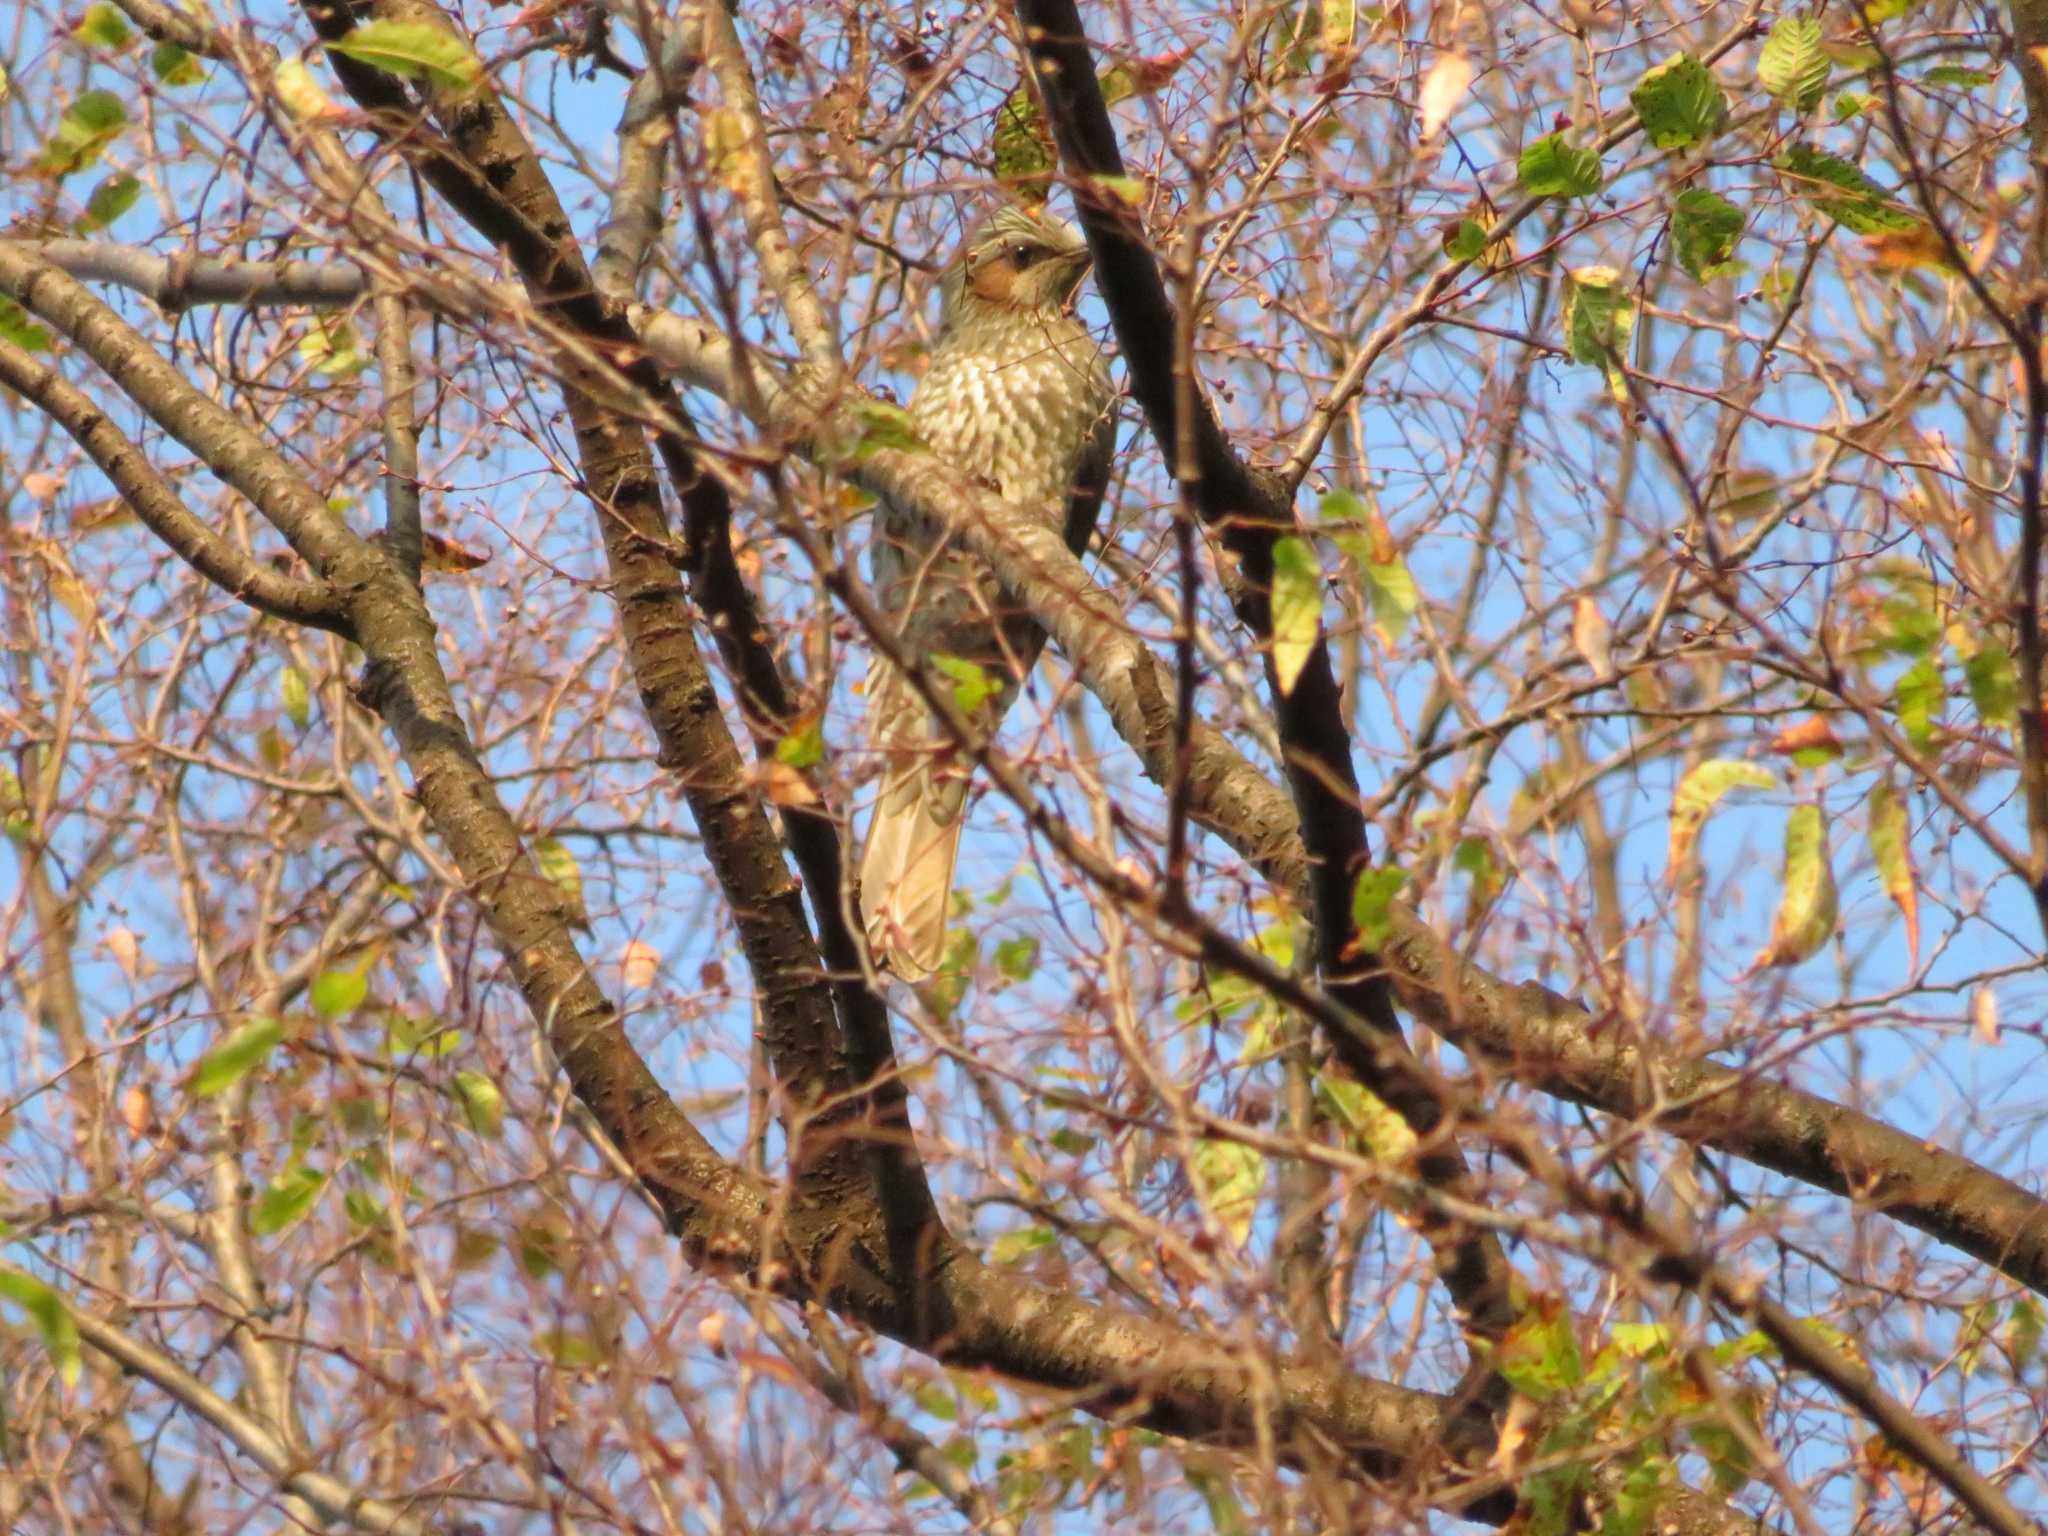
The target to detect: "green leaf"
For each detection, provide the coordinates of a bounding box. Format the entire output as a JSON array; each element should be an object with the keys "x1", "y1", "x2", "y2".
[
  {"x1": 2007, "y1": 1296, "x2": 2043, "y2": 1373},
  {"x1": 1921, "y1": 63, "x2": 1992, "y2": 88},
  {"x1": 538, "y1": 1328, "x2": 603, "y2": 1367},
  {"x1": 1711, "y1": 1329, "x2": 1775, "y2": 1365},
  {"x1": 280, "y1": 665, "x2": 311, "y2": 730},
  {"x1": 453, "y1": 1070, "x2": 503, "y2": 1138},
  {"x1": 1087, "y1": 172, "x2": 1146, "y2": 207},
  {"x1": 1048, "y1": 1125, "x2": 1095, "y2": 1156},
  {"x1": 1190, "y1": 1139, "x2": 1265, "y2": 1246},
  {"x1": 1187, "y1": 1466, "x2": 1248, "y2": 1536},
  {"x1": 1600, "y1": 1447, "x2": 1675, "y2": 1536},
  {"x1": 992, "y1": 82, "x2": 1054, "y2": 202},
  {"x1": 1833, "y1": 90, "x2": 1870, "y2": 119},
  {"x1": 517, "y1": 1220, "x2": 567, "y2": 1277},
  {"x1": 1671, "y1": 188, "x2": 1744, "y2": 281},
  {"x1": 1518, "y1": 134, "x2": 1603, "y2": 198},
  {"x1": 850, "y1": 399, "x2": 927, "y2": 460},
  {"x1": 343, "y1": 1188, "x2": 387, "y2": 1228},
  {"x1": 991, "y1": 1225, "x2": 1055, "y2": 1265},
  {"x1": 193, "y1": 1017, "x2": 285, "y2": 1097},
  {"x1": 993, "y1": 936, "x2": 1039, "y2": 982},
  {"x1": 0, "y1": 299, "x2": 52, "y2": 354},
  {"x1": 1757, "y1": 803, "x2": 1837, "y2": 967},
  {"x1": 1453, "y1": 834, "x2": 1504, "y2": 907},
  {"x1": 0, "y1": 1270, "x2": 81, "y2": 1387},
  {"x1": 1348, "y1": 865, "x2": 1407, "y2": 950},
  {"x1": 1443, "y1": 218, "x2": 1489, "y2": 263},
  {"x1": 1270, "y1": 535, "x2": 1322, "y2": 695},
  {"x1": 1629, "y1": 53, "x2": 1725, "y2": 149},
  {"x1": 385, "y1": 1015, "x2": 462, "y2": 1059},
  {"x1": 327, "y1": 19, "x2": 483, "y2": 91},
  {"x1": 774, "y1": 720, "x2": 823, "y2": 768},
  {"x1": 251, "y1": 1163, "x2": 325, "y2": 1235},
  {"x1": 1965, "y1": 641, "x2": 2018, "y2": 726},
  {"x1": 36, "y1": 89, "x2": 128, "y2": 179},
  {"x1": 1611, "y1": 1321, "x2": 1674, "y2": 1357},
  {"x1": 1668, "y1": 759, "x2": 1774, "y2": 872},
  {"x1": 1873, "y1": 580, "x2": 1941, "y2": 658},
  {"x1": 310, "y1": 969, "x2": 368, "y2": 1018},
  {"x1": 533, "y1": 836, "x2": 588, "y2": 928},
  {"x1": 1896, "y1": 654, "x2": 1943, "y2": 744},
  {"x1": 1958, "y1": 1298, "x2": 2001, "y2": 1375},
  {"x1": 74, "y1": 3, "x2": 133, "y2": 49},
  {"x1": 0, "y1": 765, "x2": 29, "y2": 842},
  {"x1": 1691, "y1": 1408, "x2": 1757, "y2": 1494},
  {"x1": 1777, "y1": 146, "x2": 1919, "y2": 234},
  {"x1": 930, "y1": 653, "x2": 999, "y2": 714},
  {"x1": 298, "y1": 315, "x2": 368, "y2": 378},
  {"x1": 1315, "y1": 1073, "x2": 1416, "y2": 1159},
  {"x1": 150, "y1": 41, "x2": 204, "y2": 85},
  {"x1": 925, "y1": 928, "x2": 977, "y2": 1021},
  {"x1": 75, "y1": 172, "x2": 141, "y2": 234},
  {"x1": 1562, "y1": 265, "x2": 1636, "y2": 402},
  {"x1": 1758, "y1": 17, "x2": 1830, "y2": 110},
  {"x1": 1496, "y1": 1293, "x2": 1582, "y2": 1400}
]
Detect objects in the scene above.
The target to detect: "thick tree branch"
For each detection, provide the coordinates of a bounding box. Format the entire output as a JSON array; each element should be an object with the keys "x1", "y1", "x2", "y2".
[
  {"x1": 301, "y1": 0, "x2": 940, "y2": 1282},
  {"x1": 636, "y1": 308, "x2": 2048, "y2": 1305},
  {"x1": 698, "y1": 2, "x2": 841, "y2": 371},
  {"x1": 20, "y1": 240, "x2": 368, "y2": 309},
  {"x1": 0, "y1": 334, "x2": 347, "y2": 632},
  {"x1": 0, "y1": 247, "x2": 373, "y2": 582},
  {"x1": 1003, "y1": 0, "x2": 1521, "y2": 1365}
]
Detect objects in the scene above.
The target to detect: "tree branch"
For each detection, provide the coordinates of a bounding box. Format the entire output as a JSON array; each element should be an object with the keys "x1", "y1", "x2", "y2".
[
  {"x1": 0, "y1": 334, "x2": 347, "y2": 632},
  {"x1": 635, "y1": 307, "x2": 2048, "y2": 1306},
  {"x1": 1009, "y1": 0, "x2": 1518, "y2": 1367}
]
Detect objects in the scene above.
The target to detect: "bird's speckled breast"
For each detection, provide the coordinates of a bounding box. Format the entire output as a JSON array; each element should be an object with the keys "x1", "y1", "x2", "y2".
[{"x1": 907, "y1": 306, "x2": 1113, "y2": 510}]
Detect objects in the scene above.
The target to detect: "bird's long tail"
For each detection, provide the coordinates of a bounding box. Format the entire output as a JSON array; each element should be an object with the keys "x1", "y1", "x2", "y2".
[{"x1": 858, "y1": 663, "x2": 970, "y2": 981}]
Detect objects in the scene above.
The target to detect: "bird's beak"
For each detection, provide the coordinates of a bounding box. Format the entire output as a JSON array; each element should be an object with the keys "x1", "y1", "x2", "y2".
[{"x1": 1055, "y1": 246, "x2": 1093, "y2": 305}]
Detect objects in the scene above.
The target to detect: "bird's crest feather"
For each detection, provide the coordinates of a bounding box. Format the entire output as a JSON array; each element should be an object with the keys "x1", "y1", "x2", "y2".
[{"x1": 939, "y1": 204, "x2": 1088, "y2": 316}]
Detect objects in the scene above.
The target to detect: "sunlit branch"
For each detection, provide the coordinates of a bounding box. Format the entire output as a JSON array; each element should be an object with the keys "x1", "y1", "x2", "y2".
[
  {"x1": 1013, "y1": 0, "x2": 1518, "y2": 1371},
  {"x1": 633, "y1": 304, "x2": 2048, "y2": 1305},
  {"x1": 1, "y1": 1265, "x2": 437, "y2": 1536},
  {"x1": 0, "y1": 334, "x2": 347, "y2": 632}
]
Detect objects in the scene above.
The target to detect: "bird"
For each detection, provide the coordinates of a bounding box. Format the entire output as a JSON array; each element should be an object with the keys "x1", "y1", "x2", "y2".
[{"x1": 859, "y1": 203, "x2": 1118, "y2": 981}]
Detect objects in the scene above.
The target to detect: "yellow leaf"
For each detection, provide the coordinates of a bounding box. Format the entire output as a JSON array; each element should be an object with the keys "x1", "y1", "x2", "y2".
[
  {"x1": 1190, "y1": 1138, "x2": 1265, "y2": 1247},
  {"x1": 1861, "y1": 224, "x2": 1961, "y2": 273},
  {"x1": 1756, "y1": 803, "x2": 1837, "y2": 968},
  {"x1": 1270, "y1": 535, "x2": 1322, "y2": 695},
  {"x1": 1866, "y1": 780, "x2": 1918, "y2": 969},
  {"x1": 1668, "y1": 759, "x2": 1774, "y2": 877},
  {"x1": 533, "y1": 835, "x2": 588, "y2": 929}
]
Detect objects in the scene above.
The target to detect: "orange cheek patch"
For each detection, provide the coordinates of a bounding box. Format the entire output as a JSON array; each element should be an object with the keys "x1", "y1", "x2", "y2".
[{"x1": 969, "y1": 258, "x2": 1017, "y2": 305}]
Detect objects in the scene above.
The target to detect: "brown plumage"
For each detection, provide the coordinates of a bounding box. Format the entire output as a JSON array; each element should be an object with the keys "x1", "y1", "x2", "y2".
[{"x1": 859, "y1": 205, "x2": 1118, "y2": 979}]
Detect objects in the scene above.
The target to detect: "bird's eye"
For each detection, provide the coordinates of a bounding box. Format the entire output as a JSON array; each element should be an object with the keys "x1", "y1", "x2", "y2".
[{"x1": 1010, "y1": 243, "x2": 1037, "y2": 268}]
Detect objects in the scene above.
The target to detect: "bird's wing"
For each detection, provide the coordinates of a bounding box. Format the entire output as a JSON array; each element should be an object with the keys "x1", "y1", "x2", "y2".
[{"x1": 1061, "y1": 396, "x2": 1119, "y2": 556}]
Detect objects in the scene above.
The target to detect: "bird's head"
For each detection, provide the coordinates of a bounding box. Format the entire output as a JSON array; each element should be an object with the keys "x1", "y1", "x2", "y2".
[{"x1": 938, "y1": 205, "x2": 1094, "y2": 323}]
